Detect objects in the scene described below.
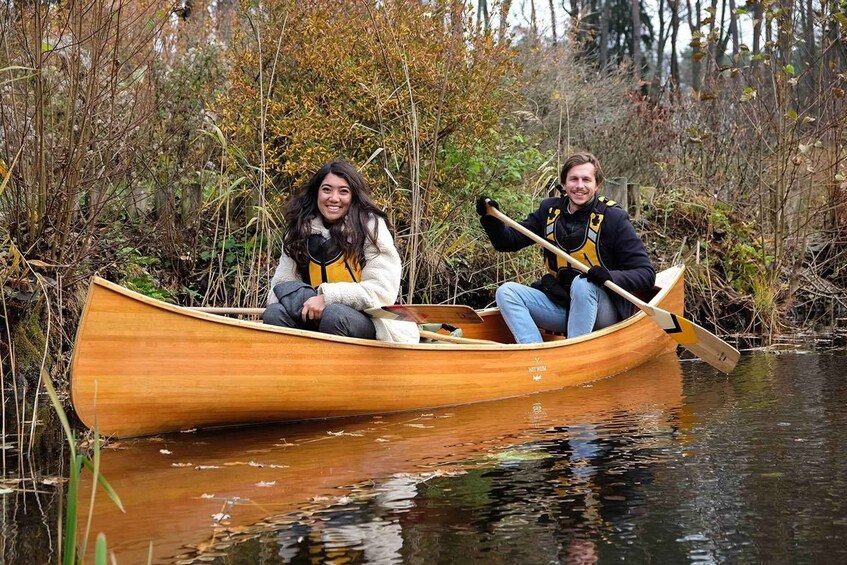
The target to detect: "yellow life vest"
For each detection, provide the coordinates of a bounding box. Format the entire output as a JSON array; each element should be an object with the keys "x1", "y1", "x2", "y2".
[
  {"x1": 304, "y1": 235, "x2": 362, "y2": 287},
  {"x1": 544, "y1": 196, "x2": 617, "y2": 277}
]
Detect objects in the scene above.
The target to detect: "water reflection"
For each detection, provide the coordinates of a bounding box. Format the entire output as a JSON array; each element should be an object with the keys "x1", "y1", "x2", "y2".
[{"x1": 78, "y1": 353, "x2": 684, "y2": 563}]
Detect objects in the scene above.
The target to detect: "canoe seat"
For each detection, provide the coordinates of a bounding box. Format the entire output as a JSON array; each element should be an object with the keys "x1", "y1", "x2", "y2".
[{"x1": 542, "y1": 331, "x2": 566, "y2": 342}]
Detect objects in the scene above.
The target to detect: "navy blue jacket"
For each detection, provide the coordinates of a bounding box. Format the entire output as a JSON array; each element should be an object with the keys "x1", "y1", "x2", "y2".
[{"x1": 480, "y1": 195, "x2": 655, "y2": 320}]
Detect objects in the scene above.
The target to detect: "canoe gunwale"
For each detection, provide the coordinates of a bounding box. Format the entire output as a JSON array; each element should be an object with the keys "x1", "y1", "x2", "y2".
[{"x1": 80, "y1": 265, "x2": 684, "y2": 351}]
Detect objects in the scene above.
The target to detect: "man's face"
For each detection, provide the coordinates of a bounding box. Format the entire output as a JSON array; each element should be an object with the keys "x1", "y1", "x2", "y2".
[{"x1": 564, "y1": 162, "x2": 598, "y2": 211}]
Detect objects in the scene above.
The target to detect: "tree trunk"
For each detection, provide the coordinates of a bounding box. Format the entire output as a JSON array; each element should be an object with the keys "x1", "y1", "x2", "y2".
[
  {"x1": 631, "y1": 0, "x2": 642, "y2": 79},
  {"x1": 600, "y1": 0, "x2": 611, "y2": 67},
  {"x1": 530, "y1": 0, "x2": 538, "y2": 40},
  {"x1": 498, "y1": 0, "x2": 513, "y2": 42},
  {"x1": 686, "y1": 0, "x2": 702, "y2": 92},
  {"x1": 800, "y1": 0, "x2": 817, "y2": 105},
  {"x1": 478, "y1": 0, "x2": 490, "y2": 32},
  {"x1": 670, "y1": 0, "x2": 680, "y2": 89},
  {"x1": 549, "y1": 0, "x2": 558, "y2": 44},
  {"x1": 727, "y1": 0, "x2": 739, "y2": 56},
  {"x1": 652, "y1": 0, "x2": 668, "y2": 98}
]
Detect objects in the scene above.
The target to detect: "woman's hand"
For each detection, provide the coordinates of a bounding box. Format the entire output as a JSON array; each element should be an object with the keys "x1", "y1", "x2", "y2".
[{"x1": 301, "y1": 294, "x2": 327, "y2": 322}]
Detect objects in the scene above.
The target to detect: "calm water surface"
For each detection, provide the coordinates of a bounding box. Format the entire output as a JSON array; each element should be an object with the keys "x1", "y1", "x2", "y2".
[{"x1": 5, "y1": 349, "x2": 847, "y2": 564}]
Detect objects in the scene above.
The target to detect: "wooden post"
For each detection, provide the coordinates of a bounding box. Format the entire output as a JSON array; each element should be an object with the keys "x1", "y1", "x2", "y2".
[
  {"x1": 627, "y1": 182, "x2": 641, "y2": 219},
  {"x1": 603, "y1": 177, "x2": 628, "y2": 211}
]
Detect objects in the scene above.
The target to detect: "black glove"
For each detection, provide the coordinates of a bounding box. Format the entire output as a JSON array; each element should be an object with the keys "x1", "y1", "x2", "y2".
[
  {"x1": 476, "y1": 196, "x2": 499, "y2": 217},
  {"x1": 583, "y1": 265, "x2": 612, "y2": 286}
]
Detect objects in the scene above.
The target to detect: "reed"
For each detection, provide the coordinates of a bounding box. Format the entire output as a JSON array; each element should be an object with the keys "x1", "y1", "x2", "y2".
[{"x1": 42, "y1": 365, "x2": 124, "y2": 564}]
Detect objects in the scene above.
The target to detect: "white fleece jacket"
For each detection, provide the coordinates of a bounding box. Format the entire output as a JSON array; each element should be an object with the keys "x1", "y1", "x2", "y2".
[{"x1": 266, "y1": 215, "x2": 419, "y2": 344}]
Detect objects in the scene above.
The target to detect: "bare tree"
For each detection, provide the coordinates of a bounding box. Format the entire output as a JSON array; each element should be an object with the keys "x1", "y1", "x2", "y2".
[
  {"x1": 478, "y1": 0, "x2": 490, "y2": 31},
  {"x1": 669, "y1": 0, "x2": 680, "y2": 89},
  {"x1": 498, "y1": 0, "x2": 513, "y2": 42},
  {"x1": 631, "y1": 0, "x2": 642, "y2": 79},
  {"x1": 652, "y1": 0, "x2": 668, "y2": 97},
  {"x1": 599, "y1": 0, "x2": 611, "y2": 67},
  {"x1": 686, "y1": 0, "x2": 703, "y2": 91},
  {"x1": 549, "y1": 0, "x2": 558, "y2": 44}
]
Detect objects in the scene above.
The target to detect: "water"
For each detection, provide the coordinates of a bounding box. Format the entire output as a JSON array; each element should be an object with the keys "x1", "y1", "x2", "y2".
[{"x1": 4, "y1": 350, "x2": 847, "y2": 564}]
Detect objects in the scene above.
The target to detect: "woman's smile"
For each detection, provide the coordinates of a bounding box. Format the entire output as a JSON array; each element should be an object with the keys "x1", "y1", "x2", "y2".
[{"x1": 317, "y1": 173, "x2": 352, "y2": 223}]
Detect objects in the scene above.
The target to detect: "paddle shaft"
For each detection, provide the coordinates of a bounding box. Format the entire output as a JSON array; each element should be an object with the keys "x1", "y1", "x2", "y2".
[
  {"x1": 418, "y1": 330, "x2": 496, "y2": 344},
  {"x1": 485, "y1": 202, "x2": 740, "y2": 373},
  {"x1": 486, "y1": 205, "x2": 648, "y2": 308}
]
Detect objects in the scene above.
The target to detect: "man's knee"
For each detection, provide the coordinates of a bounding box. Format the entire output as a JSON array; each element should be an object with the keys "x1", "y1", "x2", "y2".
[
  {"x1": 569, "y1": 275, "x2": 597, "y2": 299},
  {"x1": 496, "y1": 281, "x2": 522, "y2": 304}
]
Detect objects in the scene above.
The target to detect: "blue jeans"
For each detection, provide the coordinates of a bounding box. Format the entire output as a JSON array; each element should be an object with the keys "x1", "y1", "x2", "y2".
[{"x1": 495, "y1": 276, "x2": 619, "y2": 344}]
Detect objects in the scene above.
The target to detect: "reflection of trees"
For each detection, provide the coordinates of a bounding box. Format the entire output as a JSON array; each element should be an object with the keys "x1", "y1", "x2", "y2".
[
  {"x1": 654, "y1": 354, "x2": 847, "y2": 563},
  {"x1": 394, "y1": 408, "x2": 682, "y2": 563}
]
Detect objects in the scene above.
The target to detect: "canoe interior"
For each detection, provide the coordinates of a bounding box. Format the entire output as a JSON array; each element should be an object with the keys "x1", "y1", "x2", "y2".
[{"x1": 70, "y1": 266, "x2": 685, "y2": 437}]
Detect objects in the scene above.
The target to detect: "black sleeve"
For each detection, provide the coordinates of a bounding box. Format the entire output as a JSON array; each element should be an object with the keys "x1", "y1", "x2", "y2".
[
  {"x1": 601, "y1": 208, "x2": 656, "y2": 291},
  {"x1": 479, "y1": 198, "x2": 557, "y2": 252}
]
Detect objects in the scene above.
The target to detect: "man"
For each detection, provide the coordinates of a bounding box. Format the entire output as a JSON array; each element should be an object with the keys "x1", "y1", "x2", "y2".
[{"x1": 477, "y1": 152, "x2": 655, "y2": 343}]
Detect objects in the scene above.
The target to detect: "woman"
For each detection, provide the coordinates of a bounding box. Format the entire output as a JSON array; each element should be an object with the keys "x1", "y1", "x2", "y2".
[
  {"x1": 263, "y1": 160, "x2": 419, "y2": 343},
  {"x1": 476, "y1": 152, "x2": 655, "y2": 343}
]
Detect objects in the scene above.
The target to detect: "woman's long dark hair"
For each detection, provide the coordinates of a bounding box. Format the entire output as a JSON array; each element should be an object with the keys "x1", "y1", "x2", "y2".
[{"x1": 282, "y1": 160, "x2": 392, "y2": 271}]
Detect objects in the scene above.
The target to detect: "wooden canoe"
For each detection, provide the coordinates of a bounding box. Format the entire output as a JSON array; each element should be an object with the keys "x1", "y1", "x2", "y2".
[{"x1": 70, "y1": 266, "x2": 685, "y2": 438}]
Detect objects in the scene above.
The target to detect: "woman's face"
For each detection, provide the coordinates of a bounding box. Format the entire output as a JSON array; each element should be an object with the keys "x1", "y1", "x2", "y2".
[
  {"x1": 317, "y1": 173, "x2": 353, "y2": 224},
  {"x1": 564, "y1": 162, "x2": 598, "y2": 211}
]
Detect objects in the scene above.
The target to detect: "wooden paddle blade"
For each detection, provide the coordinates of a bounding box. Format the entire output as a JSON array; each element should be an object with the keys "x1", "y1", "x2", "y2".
[
  {"x1": 365, "y1": 304, "x2": 484, "y2": 325},
  {"x1": 640, "y1": 304, "x2": 740, "y2": 373}
]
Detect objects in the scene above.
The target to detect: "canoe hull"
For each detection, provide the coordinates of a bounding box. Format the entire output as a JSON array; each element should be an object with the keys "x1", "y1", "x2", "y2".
[{"x1": 70, "y1": 267, "x2": 685, "y2": 437}]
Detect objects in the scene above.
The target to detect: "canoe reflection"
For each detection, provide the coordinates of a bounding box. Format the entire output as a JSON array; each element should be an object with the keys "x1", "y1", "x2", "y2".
[{"x1": 78, "y1": 353, "x2": 684, "y2": 563}]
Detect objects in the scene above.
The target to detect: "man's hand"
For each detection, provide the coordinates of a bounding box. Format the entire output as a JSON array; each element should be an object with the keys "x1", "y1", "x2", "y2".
[
  {"x1": 583, "y1": 265, "x2": 612, "y2": 286},
  {"x1": 476, "y1": 196, "x2": 499, "y2": 217}
]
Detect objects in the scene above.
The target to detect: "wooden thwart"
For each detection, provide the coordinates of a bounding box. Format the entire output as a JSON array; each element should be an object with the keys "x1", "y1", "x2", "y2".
[{"x1": 190, "y1": 304, "x2": 483, "y2": 325}]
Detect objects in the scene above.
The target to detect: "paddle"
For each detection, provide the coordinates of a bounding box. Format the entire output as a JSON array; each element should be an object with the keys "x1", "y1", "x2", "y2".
[
  {"x1": 190, "y1": 304, "x2": 483, "y2": 325},
  {"x1": 484, "y1": 201, "x2": 740, "y2": 374}
]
